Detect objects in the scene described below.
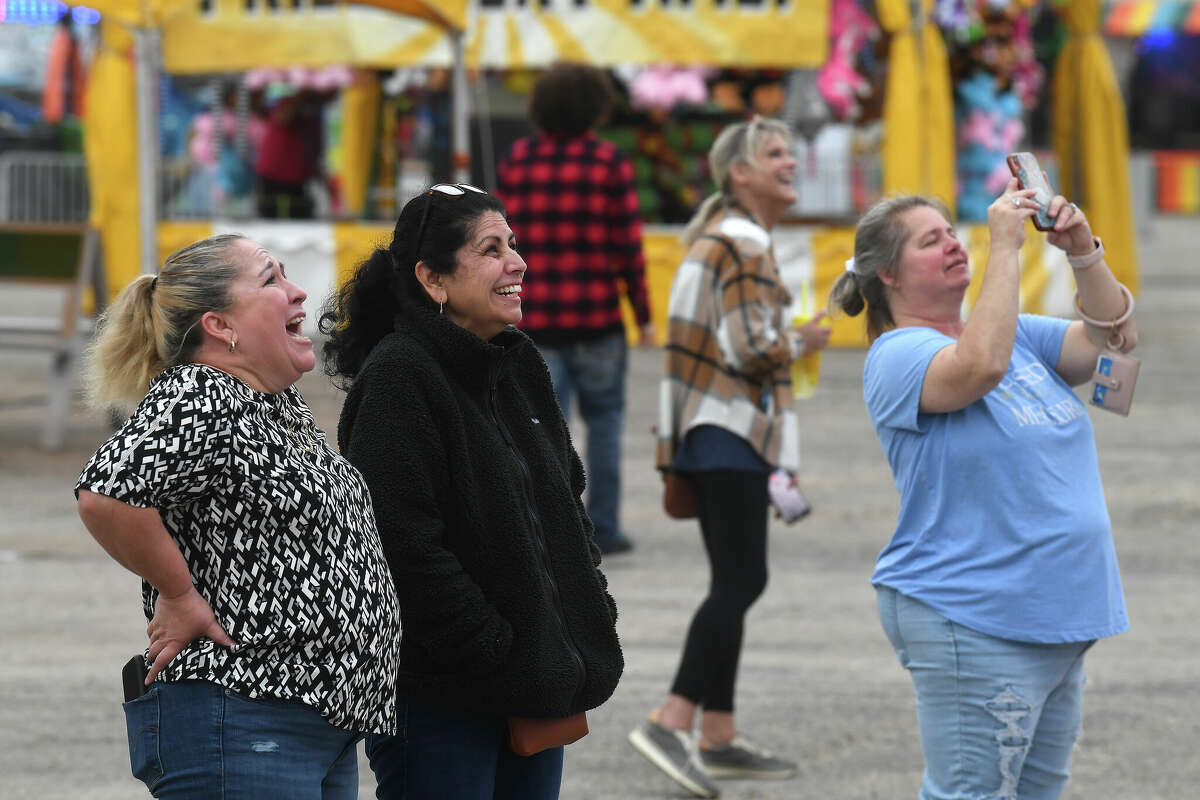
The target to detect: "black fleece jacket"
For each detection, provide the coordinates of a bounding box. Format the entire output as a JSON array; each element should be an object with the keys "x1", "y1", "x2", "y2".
[{"x1": 338, "y1": 306, "x2": 623, "y2": 718}]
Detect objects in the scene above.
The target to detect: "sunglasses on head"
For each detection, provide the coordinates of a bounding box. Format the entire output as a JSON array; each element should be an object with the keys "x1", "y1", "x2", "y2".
[{"x1": 412, "y1": 183, "x2": 488, "y2": 260}]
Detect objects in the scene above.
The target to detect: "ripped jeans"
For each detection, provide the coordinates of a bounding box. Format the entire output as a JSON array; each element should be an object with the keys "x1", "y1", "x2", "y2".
[
  {"x1": 121, "y1": 679, "x2": 362, "y2": 799},
  {"x1": 876, "y1": 587, "x2": 1093, "y2": 800}
]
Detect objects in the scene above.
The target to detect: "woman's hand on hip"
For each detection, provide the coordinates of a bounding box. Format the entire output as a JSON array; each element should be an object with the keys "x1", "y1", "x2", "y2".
[{"x1": 145, "y1": 586, "x2": 235, "y2": 684}]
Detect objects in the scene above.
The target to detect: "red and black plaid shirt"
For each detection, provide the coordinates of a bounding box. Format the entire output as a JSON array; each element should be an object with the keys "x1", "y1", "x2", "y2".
[{"x1": 496, "y1": 133, "x2": 650, "y2": 345}]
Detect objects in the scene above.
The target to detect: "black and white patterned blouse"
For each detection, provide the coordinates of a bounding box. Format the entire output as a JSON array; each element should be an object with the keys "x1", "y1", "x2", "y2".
[{"x1": 76, "y1": 364, "x2": 400, "y2": 734}]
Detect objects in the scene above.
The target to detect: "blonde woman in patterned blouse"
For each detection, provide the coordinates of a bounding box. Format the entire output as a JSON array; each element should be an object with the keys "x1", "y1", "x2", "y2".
[{"x1": 75, "y1": 235, "x2": 400, "y2": 798}]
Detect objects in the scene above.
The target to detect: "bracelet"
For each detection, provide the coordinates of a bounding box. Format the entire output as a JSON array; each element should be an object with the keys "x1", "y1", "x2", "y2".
[
  {"x1": 1067, "y1": 236, "x2": 1105, "y2": 270},
  {"x1": 1074, "y1": 282, "x2": 1135, "y2": 329}
]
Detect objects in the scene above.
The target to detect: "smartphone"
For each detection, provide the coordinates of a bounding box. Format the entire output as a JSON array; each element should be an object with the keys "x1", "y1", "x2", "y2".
[
  {"x1": 1006, "y1": 152, "x2": 1056, "y2": 231},
  {"x1": 768, "y1": 469, "x2": 812, "y2": 524},
  {"x1": 122, "y1": 654, "x2": 150, "y2": 702}
]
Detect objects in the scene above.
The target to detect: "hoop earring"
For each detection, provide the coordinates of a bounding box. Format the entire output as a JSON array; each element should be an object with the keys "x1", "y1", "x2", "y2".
[{"x1": 229, "y1": 338, "x2": 237, "y2": 354}]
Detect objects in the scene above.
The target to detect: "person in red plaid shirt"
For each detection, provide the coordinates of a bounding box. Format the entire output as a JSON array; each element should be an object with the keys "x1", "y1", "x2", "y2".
[{"x1": 497, "y1": 62, "x2": 654, "y2": 555}]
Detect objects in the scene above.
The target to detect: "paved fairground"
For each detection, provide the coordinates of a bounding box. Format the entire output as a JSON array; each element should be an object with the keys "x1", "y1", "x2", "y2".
[{"x1": 2, "y1": 216, "x2": 1198, "y2": 800}]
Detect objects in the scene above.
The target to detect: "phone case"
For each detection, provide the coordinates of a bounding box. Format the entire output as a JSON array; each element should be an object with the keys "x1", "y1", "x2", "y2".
[
  {"x1": 1090, "y1": 350, "x2": 1139, "y2": 416},
  {"x1": 122, "y1": 654, "x2": 150, "y2": 702},
  {"x1": 768, "y1": 469, "x2": 812, "y2": 524},
  {"x1": 1006, "y1": 152, "x2": 1056, "y2": 231}
]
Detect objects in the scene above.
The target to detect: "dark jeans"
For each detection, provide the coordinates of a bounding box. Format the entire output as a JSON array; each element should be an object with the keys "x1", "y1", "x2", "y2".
[
  {"x1": 365, "y1": 695, "x2": 564, "y2": 800},
  {"x1": 669, "y1": 469, "x2": 770, "y2": 712},
  {"x1": 538, "y1": 331, "x2": 627, "y2": 542}
]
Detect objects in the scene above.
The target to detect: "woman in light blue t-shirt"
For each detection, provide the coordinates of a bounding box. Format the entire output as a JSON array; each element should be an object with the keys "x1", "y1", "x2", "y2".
[{"x1": 827, "y1": 179, "x2": 1138, "y2": 800}]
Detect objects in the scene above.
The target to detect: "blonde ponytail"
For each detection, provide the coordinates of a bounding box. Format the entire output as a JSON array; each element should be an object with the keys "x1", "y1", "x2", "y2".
[
  {"x1": 84, "y1": 275, "x2": 162, "y2": 410},
  {"x1": 84, "y1": 234, "x2": 244, "y2": 411},
  {"x1": 680, "y1": 192, "x2": 727, "y2": 247}
]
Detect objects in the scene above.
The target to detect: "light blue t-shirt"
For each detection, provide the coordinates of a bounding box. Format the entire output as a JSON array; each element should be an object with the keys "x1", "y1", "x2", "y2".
[{"x1": 864, "y1": 315, "x2": 1127, "y2": 644}]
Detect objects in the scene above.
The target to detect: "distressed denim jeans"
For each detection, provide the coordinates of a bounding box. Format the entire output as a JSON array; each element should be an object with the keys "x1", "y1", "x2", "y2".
[
  {"x1": 876, "y1": 586, "x2": 1093, "y2": 800},
  {"x1": 122, "y1": 679, "x2": 361, "y2": 799},
  {"x1": 538, "y1": 331, "x2": 628, "y2": 542}
]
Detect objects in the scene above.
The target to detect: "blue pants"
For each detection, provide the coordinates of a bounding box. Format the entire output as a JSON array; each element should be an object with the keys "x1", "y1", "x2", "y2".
[
  {"x1": 876, "y1": 586, "x2": 1093, "y2": 800},
  {"x1": 365, "y1": 695, "x2": 564, "y2": 800},
  {"x1": 538, "y1": 331, "x2": 627, "y2": 542},
  {"x1": 122, "y1": 679, "x2": 361, "y2": 799}
]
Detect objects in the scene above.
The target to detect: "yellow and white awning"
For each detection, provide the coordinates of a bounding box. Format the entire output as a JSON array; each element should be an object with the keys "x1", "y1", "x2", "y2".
[
  {"x1": 163, "y1": 0, "x2": 829, "y2": 74},
  {"x1": 462, "y1": 1, "x2": 828, "y2": 69}
]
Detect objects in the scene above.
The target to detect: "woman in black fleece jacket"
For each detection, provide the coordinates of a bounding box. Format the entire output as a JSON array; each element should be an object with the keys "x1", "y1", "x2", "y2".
[{"x1": 320, "y1": 184, "x2": 622, "y2": 800}]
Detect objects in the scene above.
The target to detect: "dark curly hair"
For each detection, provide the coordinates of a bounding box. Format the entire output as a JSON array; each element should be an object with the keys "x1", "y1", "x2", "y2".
[
  {"x1": 320, "y1": 186, "x2": 506, "y2": 387},
  {"x1": 529, "y1": 62, "x2": 615, "y2": 137}
]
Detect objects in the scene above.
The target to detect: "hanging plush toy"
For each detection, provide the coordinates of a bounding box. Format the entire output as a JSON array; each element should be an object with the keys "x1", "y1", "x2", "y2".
[
  {"x1": 816, "y1": 0, "x2": 878, "y2": 121},
  {"x1": 628, "y1": 65, "x2": 710, "y2": 113},
  {"x1": 952, "y1": 5, "x2": 1033, "y2": 221}
]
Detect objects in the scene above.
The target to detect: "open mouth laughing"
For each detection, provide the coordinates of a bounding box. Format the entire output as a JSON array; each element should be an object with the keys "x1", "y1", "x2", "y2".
[{"x1": 286, "y1": 313, "x2": 308, "y2": 339}]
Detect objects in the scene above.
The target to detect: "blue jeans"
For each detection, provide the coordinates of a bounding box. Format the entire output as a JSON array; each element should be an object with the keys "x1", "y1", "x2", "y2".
[
  {"x1": 121, "y1": 679, "x2": 361, "y2": 799},
  {"x1": 876, "y1": 587, "x2": 1093, "y2": 800},
  {"x1": 365, "y1": 695, "x2": 564, "y2": 800},
  {"x1": 538, "y1": 331, "x2": 627, "y2": 542}
]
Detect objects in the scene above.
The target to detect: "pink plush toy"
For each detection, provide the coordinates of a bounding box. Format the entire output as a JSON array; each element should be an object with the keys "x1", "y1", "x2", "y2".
[
  {"x1": 817, "y1": 56, "x2": 868, "y2": 120},
  {"x1": 816, "y1": 0, "x2": 878, "y2": 120},
  {"x1": 630, "y1": 65, "x2": 710, "y2": 112}
]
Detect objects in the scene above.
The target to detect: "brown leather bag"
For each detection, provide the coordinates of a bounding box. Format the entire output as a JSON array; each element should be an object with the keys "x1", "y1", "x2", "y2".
[
  {"x1": 662, "y1": 469, "x2": 697, "y2": 519},
  {"x1": 507, "y1": 712, "x2": 589, "y2": 756}
]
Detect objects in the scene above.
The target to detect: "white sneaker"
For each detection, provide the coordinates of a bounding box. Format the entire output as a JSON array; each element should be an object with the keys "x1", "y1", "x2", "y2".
[{"x1": 628, "y1": 719, "x2": 720, "y2": 798}]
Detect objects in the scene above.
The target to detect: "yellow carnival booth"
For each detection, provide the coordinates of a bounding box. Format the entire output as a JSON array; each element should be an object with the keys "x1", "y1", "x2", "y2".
[
  {"x1": 83, "y1": 0, "x2": 469, "y2": 300},
  {"x1": 134, "y1": 1, "x2": 835, "y2": 344},
  {"x1": 87, "y1": 0, "x2": 1139, "y2": 351}
]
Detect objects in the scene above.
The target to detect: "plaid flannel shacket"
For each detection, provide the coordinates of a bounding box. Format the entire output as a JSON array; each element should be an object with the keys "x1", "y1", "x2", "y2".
[
  {"x1": 656, "y1": 208, "x2": 800, "y2": 473},
  {"x1": 496, "y1": 133, "x2": 651, "y2": 343}
]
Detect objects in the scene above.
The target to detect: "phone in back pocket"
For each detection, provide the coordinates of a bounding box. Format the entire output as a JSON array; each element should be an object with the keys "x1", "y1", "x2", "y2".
[{"x1": 122, "y1": 654, "x2": 150, "y2": 702}]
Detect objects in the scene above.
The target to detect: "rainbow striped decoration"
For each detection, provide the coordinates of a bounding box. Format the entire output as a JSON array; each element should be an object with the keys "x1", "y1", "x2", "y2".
[
  {"x1": 1155, "y1": 152, "x2": 1200, "y2": 214},
  {"x1": 1104, "y1": 0, "x2": 1200, "y2": 35}
]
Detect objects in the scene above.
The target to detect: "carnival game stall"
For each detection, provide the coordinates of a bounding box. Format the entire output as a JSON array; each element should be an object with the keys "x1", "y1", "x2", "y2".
[
  {"x1": 89, "y1": 0, "x2": 1140, "y2": 354},
  {"x1": 778, "y1": 0, "x2": 1143, "y2": 347},
  {"x1": 82, "y1": 0, "x2": 469, "y2": 313},
  {"x1": 153, "y1": 0, "x2": 833, "y2": 346},
  {"x1": 607, "y1": 0, "x2": 1142, "y2": 347}
]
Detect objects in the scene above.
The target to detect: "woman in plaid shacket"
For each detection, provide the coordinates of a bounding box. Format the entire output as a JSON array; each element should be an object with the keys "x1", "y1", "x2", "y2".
[{"x1": 628, "y1": 117, "x2": 831, "y2": 798}]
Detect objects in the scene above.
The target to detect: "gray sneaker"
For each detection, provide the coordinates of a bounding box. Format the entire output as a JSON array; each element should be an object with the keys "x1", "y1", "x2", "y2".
[
  {"x1": 628, "y1": 720, "x2": 720, "y2": 798},
  {"x1": 698, "y1": 736, "x2": 797, "y2": 780}
]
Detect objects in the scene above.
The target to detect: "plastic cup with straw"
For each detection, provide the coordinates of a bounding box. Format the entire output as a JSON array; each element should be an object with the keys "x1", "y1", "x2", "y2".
[{"x1": 790, "y1": 279, "x2": 831, "y2": 399}]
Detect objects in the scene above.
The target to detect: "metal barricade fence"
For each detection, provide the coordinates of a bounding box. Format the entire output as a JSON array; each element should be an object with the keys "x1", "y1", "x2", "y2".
[
  {"x1": 0, "y1": 151, "x2": 103, "y2": 450},
  {"x1": 0, "y1": 151, "x2": 89, "y2": 224}
]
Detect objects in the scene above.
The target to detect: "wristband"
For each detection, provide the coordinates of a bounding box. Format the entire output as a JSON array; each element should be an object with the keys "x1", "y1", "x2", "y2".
[{"x1": 1067, "y1": 236, "x2": 1105, "y2": 270}]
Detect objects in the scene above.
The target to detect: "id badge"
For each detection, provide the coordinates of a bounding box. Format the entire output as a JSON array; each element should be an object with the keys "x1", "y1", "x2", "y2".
[{"x1": 1090, "y1": 349, "x2": 1140, "y2": 416}]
